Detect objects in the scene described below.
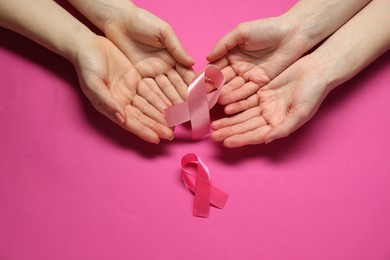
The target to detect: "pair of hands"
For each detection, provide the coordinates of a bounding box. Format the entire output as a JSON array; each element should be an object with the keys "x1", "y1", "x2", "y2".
[
  {"x1": 72, "y1": 7, "x2": 195, "y2": 144},
  {"x1": 74, "y1": 6, "x2": 326, "y2": 147},
  {"x1": 208, "y1": 18, "x2": 328, "y2": 147}
]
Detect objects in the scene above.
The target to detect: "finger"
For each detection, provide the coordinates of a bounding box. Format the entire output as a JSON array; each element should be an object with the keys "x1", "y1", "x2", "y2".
[
  {"x1": 81, "y1": 78, "x2": 127, "y2": 126},
  {"x1": 176, "y1": 63, "x2": 196, "y2": 86},
  {"x1": 127, "y1": 100, "x2": 173, "y2": 140},
  {"x1": 223, "y1": 125, "x2": 272, "y2": 148},
  {"x1": 131, "y1": 94, "x2": 168, "y2": 126},
  {"x1": 206, "y1": 26, "x2": 244, "y2": 61},
  {"x1": 126, "y1": 98, "x2": 174, "y2": 141},
  {"x1": 137, "y1": 80, "x2": 168, "y2": 113},
  {"x1": 122, "y1": 106, "x2": 169, "y2": 144},
  {"x1": 218, "y1": 76, "x2": 246, "y2": 105},
  {"x1": 211, "y1": 56, "x2": 229, "y2": 70},
  {"x1": 167, "y1": 69, "x2": 188, "y2": 100},
  {"x1": 220, "y1": 81, "x2": 260, "y2": 105},
  {"x1": 264, "y1": 107, "x2": 310, "y2": 144},
  {"x1": 155, "y1": 74, "x2": 184, "y2": 104},
  {"x1": 221, "y1": 66, "x2": 237, "y2": 83},
  {"x1": 224, "y1": 94, "x2": 259, "y2": 115},
  {"x1": 212, "y1": 114, "x2": 268, "y2": 142},
  {"x1": 212, "y1": 106, "x2": 261, "y2": 129},
  {"x1": 143, "y1": 78, "x2": 172, "y2": 107},
  {"x1": 160, "y1": 25, "x2": 195, "y2": 66}
]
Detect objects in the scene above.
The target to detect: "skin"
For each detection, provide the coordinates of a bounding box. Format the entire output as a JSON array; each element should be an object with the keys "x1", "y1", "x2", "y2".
[
  {"x1": 207, "y1": 0, "x2": 372, "y2": 113},
  {"x1": 0, "y1": 0, "x2": 175, "y2": 144},
  {"x1": 67, "y1": 0, "x2": 196, "y2": 106},
  {"x1": 211, "y1": 0, "x2": 390, "y2": 148}
]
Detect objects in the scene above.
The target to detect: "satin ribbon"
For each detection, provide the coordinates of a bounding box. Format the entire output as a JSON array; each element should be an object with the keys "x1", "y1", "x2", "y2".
[
  {"x1": 164, "y1": 65, "x2": 225, "y2": 138},
  {"x1": 181, "y1": 153, "x2": 229, "y2": 217}
]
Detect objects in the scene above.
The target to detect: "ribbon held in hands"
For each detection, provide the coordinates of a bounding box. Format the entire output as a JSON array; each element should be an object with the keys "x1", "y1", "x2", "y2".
[
  {"x1": 181, "y1": 153, "x2": 229, "y2": 218},
  {"x1": 165, "y1": 65, "x2": 225, "y2": 138}
]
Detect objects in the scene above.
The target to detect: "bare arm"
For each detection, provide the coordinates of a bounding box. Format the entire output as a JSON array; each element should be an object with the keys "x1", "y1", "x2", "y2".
[
  {"x1": 311, "y1": 0, "x2": 390, "y2": 93},
  {"x1": 0, "y1": 0, "x2": 175, "y2": 143},
  {"x1": 279, "y1": 0, "x2": 373, "y2": 52},
  {"x1": 0, "y1": 0, "x2": 93, "y2": 62},
  {"x1": 211, "y1": 0, "x2": 390, "y2": 147}
]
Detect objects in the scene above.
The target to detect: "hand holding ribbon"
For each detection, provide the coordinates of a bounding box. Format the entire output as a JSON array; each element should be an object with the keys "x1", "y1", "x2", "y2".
[
  {"x1": 181, "y1": 153, "x2": 229, "y2": 217},
  {"x1": 164, "y1": 66, "x2": 225, "y2": 138}
]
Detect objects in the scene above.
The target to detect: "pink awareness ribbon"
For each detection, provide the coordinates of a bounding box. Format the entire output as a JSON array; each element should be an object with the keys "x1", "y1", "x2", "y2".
[
  {"x1": 181, "y1": 153, "x2": 229, "y2": 217},
  {"x1": 164, "y1": 65, "x2": 225, "y2": 138}
]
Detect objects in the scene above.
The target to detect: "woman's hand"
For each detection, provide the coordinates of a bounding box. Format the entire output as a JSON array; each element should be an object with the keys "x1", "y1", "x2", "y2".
[{"x1": 73, "y1": 35, "x2": 174, "y2": 143}]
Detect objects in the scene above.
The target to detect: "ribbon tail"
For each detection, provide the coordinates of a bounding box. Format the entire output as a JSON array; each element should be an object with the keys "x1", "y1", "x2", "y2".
[
  {"x1": 182, "y1": 173, "x2": 228, "y2": 209},
  {"x1": 193, "y1": 178, "x2": 211, "y2": 218},
  {"x1": 210, "y1": 186, "x2": 229, "y2": 209}
]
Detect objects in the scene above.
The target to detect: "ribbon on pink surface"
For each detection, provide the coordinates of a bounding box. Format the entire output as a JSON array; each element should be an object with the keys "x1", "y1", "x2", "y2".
[
  {"x1": 164, "y1": 65, "x2": 225, "y2": 138},
  {"x1": 181, "y1": 153, "x2": 229, "y2": 217}
]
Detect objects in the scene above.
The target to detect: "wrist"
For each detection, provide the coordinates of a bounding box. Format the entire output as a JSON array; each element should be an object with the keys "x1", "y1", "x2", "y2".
[
  {"x1": 63, "y1": 26, "x2": 96, "y2": 64},
  {"x1": 99, "y1": 2, "x2": 138, "y2": 35},
  {"x1": 279, "y1": 0, "x2": 373, "y2": 54},
  {"x1": 67, "y1": 0, "x2": 137, "y2": 35},
  {"x1": 278, "y1": 9, "x2": 326, "y2": 52},
  {"x1": 309, "y1": 45, "x2": 354, "y2": 93}
]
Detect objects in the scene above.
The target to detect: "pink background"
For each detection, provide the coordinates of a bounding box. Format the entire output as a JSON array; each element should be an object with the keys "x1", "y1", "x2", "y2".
[{"x1": 1, "y1": 0, "x2": 390, "y2": 259}]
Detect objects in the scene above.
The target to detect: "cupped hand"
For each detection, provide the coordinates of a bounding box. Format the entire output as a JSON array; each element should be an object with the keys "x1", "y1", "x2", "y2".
[
  {"x1": 73, "y1": 35, "x2": 174, "y2": 144},
  {"x1": 207, "y1": 17, "x2": 309, "y2": 113},
  {"x1": 102, "y1": 6, "x2": 196, "y2": 106},
  {"x1": 211, "y1": 55, "x2": 330, "y2": 148}
]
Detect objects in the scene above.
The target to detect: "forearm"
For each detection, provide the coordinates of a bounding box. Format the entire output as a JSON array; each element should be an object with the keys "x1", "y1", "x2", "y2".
[
  {"x1": 311, "y1": 0, "x2": 390, "y2": 91},
  {"x1": 66, "y1": 0, "x2": 136, "y2": 33},
  {"x1": 281, "y1": 0, "x2": 372, "y2": 51},
  {"x1": 0, "y1": 0, "x2": 94, "y2": 62}
]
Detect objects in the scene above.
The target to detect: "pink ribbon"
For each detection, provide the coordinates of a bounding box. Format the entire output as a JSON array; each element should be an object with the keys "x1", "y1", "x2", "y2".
[
  {"x1": 164, "y1": 65, "x2": 225, "y2": 138},
  {"x1": 181, "y1": 153, "x2": 229, "y2": 217}
]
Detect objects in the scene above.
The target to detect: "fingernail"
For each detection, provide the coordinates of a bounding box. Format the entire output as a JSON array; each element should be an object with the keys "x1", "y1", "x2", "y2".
[{"x1": 115, "y1": 112, "x2": 125, "y2": 125}]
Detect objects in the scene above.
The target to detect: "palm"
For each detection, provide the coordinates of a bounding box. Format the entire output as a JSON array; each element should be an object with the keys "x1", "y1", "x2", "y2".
[
  {"x1": 104, "y1": 8, "x2": 195, "y2": 106},
  {"x1": 74, "y1": 36, "x2": 173, "y2": 143},
  {"x1": 115, "y1": 38, "x2": 192, "y2": 105},
  {"x1": 209, "y1": 18, "x2": 307, "y2": 113},
  {"x1": 212, "y1": 55, "x2": 329, "y2": 147}
]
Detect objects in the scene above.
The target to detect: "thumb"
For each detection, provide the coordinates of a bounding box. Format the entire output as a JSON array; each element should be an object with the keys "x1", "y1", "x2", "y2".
[
  {"x1": 160, "y1": 26, "x2": 195, "y2": 66},
  {"x1": 206, "y1": 26, "x2": 245, "y2": 62}
]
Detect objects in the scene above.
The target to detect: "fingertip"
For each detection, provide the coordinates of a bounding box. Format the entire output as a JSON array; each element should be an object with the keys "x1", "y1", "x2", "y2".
[
  {"x1": 115, "y1": 112, "x2": 126, "y2": 125},
  {"x1": 147, "y1": 132, "x2": 161, "y2": 144},
  {"x1": 163, "y1": 35, "x2": 193, "y2": 67},
  {"x1": 206, "y1": 51, "x2": 216, "y2": 62},
  {"x1": 187, "y1": 56, "x2": 196, "y2": 66},
  {"x1": 223, "y1": 138, "x2": 240, "y2": 148},
  {"x1": 264, "y1": 137, "x2": 275, "y2": 144},
  {"x1": 211, "y1": 130, "x2": 224, "y2": 142},
  {"x1": 224, "y1": 104, "x2": 236, "y2": 115},
  {"x1": 136, "y1": 130, "x2": 160, "y2": 144},
  {"x1": 178, "y1": 54, "x2": 195, "y2": 67},
  {"x1": 211, "y1": 120, "x2": 222, "y2": 130},
  {"x1": 224, "y1": 103, "x2": 239, "y2": 115},
  {"x1": 159, "y1": 127, "x2": 174, "y2": 141},
  {"x1": 206, "y1": 47, "x2": 223, "y2": 62}
]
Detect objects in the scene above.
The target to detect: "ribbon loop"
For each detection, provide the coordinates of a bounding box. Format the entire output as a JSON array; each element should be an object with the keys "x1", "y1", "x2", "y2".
[
  {"x1": 181, "y1": 153, "x2": 229, "y2": 217},
  {"x1": 165, "y1": 66, "x2": 225, "y2": 138}
]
